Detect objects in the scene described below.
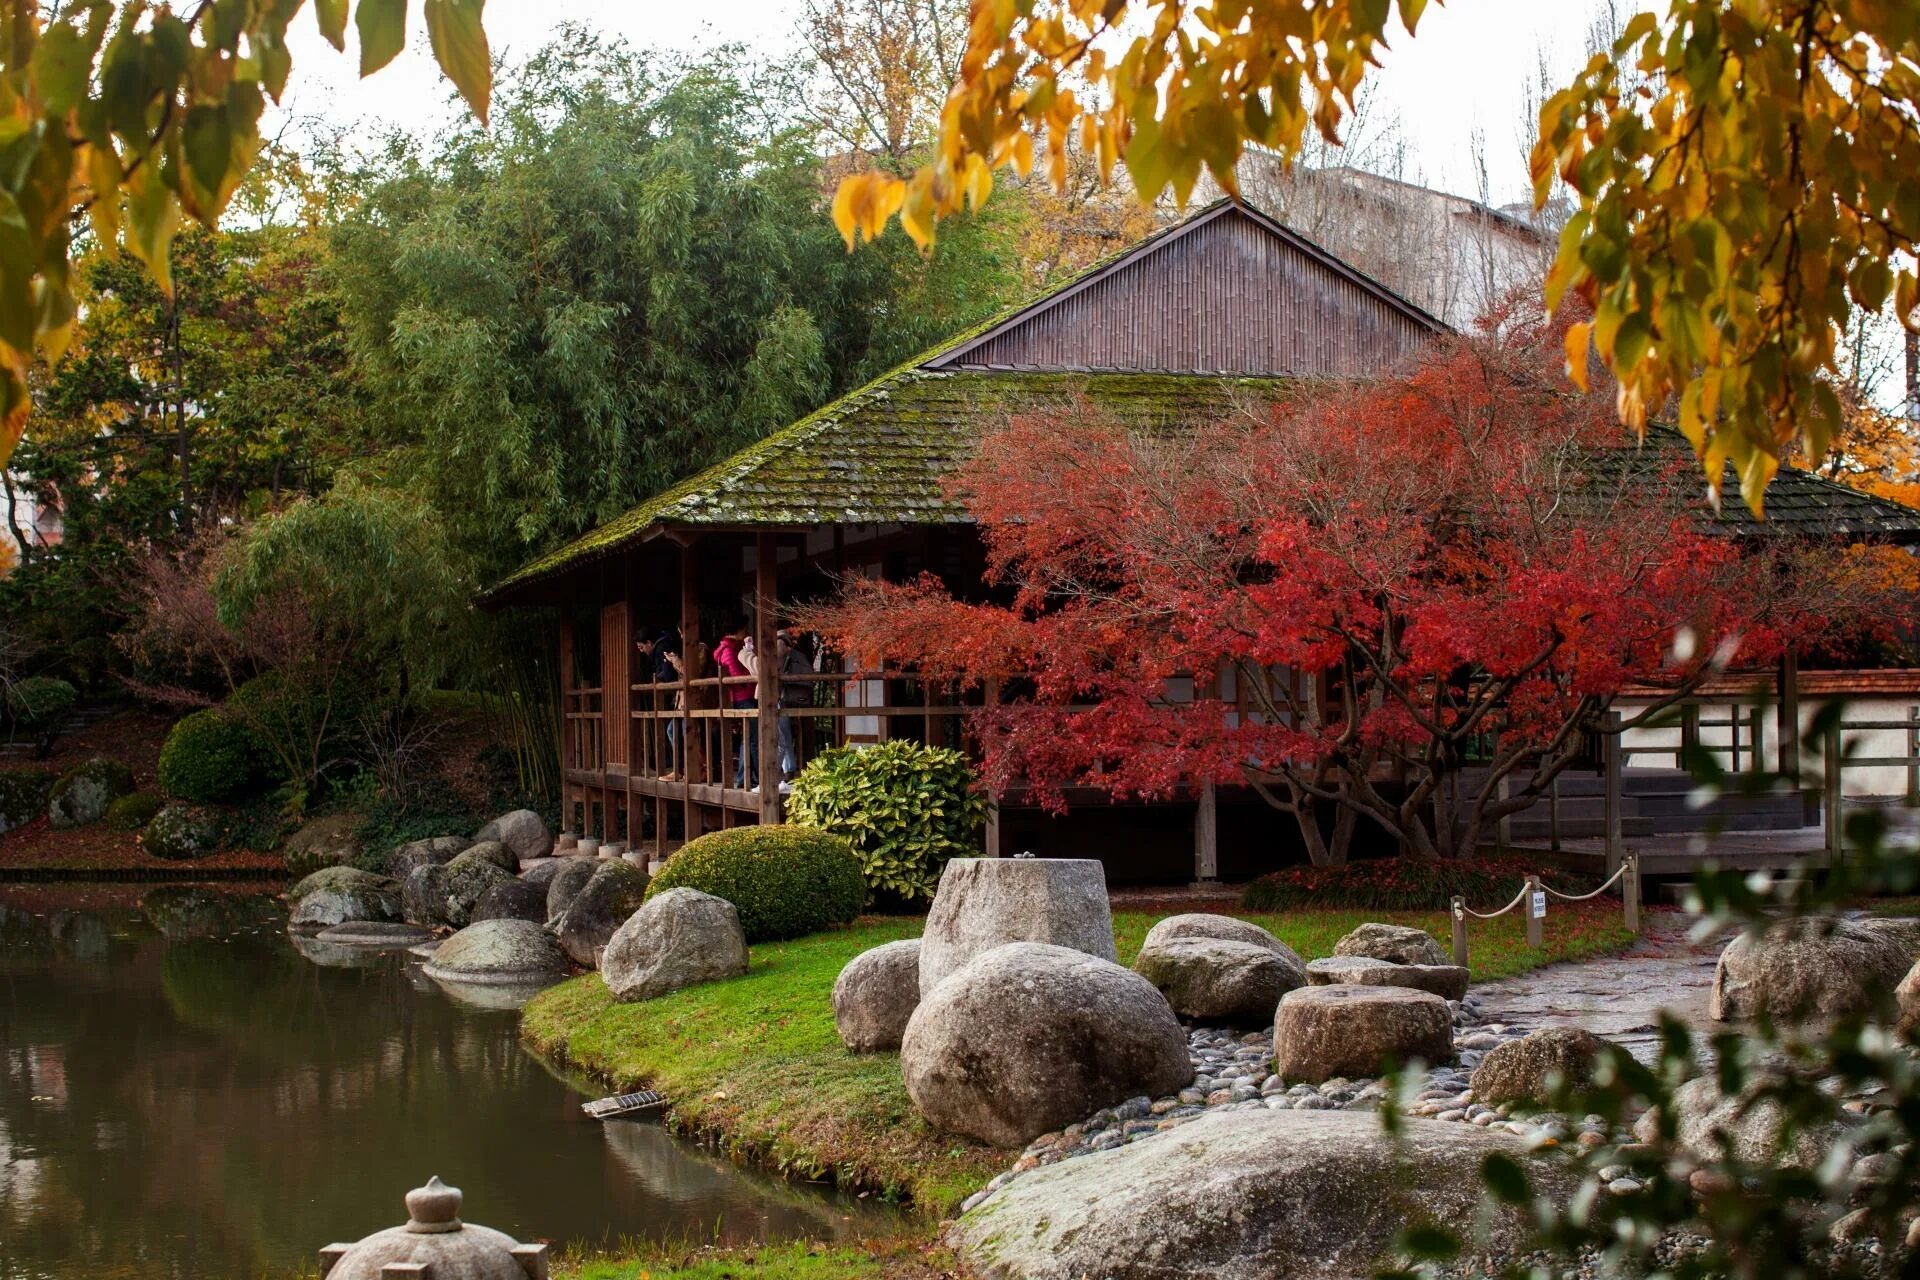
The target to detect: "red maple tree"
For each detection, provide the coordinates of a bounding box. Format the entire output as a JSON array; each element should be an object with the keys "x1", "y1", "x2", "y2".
[{"x1": 807, "y1": 315, "x2": 1900, "y2": 862}]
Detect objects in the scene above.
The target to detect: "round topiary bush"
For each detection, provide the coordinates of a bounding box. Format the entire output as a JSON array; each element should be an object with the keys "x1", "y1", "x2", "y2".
[
  {"x1": 646, "y1": 824, "x2": 865, "y2": 942},
  {"x1": 0, "y1": 768, "x2": 54, "y2": 832},
  {"x1": 158, "y1": 709, "x2": 263, "y2": 804},
  {"x1": 105, "y1": 791, "x2": 164, "y2": 831},
  {"x1": 142, "y1": 803, "x2": 229, "y2": 862},
  {"x1": 786, "y1": 741, "x2": 987, "y2": 905}
]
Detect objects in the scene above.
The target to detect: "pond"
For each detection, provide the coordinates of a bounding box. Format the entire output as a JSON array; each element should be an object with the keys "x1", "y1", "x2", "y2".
[{"x1": 0, "y1": 883, "x2": 900, "y2": 1280}]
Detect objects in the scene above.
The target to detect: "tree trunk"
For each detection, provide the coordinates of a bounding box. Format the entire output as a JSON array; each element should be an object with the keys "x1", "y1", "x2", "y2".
[{"x1": 171, "y1": 294, "x2": 192, "y2": 533}]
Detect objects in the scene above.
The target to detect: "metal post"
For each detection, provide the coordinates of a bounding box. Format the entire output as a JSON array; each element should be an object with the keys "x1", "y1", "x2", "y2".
[
  {"x1": 1603, "y1": 711, "x2": 1624, "y2": 875},
  {"x1": 1823, "y1": 719, "x2": 1844, "y2": 859},
  {"x1": 1524, "y1": 874, "x2": 1544, "y2": 948},
  {"x1": 1450, "y1": 896, "x2": 1468, "y2": 967},
  {"x1": 1623, "y1": 854, "x2": 1640, "y2": 933}
]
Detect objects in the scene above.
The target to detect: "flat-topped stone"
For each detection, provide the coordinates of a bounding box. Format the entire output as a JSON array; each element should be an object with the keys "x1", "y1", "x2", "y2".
[
  {"x1": 919, "y1": 857, "x2": 1116, "y2": 996},
  {"x1": 422, "y1": 919, "x2": 570, "y2": 984},
  {"x1": 1305, "y1": 956, "x2": 1469, "y2": 1001},
  {"x1": 1274, "y1": 984, "x2": 1453, "y2": 1083},
  {"x1": 316, "y1": 921, "x2": 434, "y2": 947}
]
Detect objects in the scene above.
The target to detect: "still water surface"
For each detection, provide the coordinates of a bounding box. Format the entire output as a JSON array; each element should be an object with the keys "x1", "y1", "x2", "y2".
[{"x1": 0, "y1": 883, "x2": 897, "y2": 1280}]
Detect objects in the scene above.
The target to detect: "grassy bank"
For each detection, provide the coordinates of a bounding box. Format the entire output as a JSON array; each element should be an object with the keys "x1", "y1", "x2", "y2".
[
  {"x1": 552, "y1": 1240, "x2": 949, "y2": 1280},
  {"x1": 521, "y1": 900, "x2": 1639, "y2": 1215}
]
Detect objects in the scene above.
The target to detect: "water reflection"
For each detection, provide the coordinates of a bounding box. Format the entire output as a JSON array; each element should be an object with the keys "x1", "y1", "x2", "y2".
[{"x1": 0, "y1": 884, "x2": 897, "y2": 1280}]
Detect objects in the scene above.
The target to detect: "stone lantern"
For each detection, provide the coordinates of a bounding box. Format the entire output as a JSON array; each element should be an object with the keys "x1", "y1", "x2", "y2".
[{"x1": 319, "y1": 1176, "x2": 549, "y2": 1280}]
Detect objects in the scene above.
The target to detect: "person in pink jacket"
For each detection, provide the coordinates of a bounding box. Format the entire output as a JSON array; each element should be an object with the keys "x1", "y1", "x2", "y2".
[{"x1": 713, "y1": 619, "x2": 758, "y2": 788}]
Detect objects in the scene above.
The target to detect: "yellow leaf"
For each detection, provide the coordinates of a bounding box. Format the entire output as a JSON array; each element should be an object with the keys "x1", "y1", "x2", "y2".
[
  {"x1": 315, "y1": 0, "x2": 348, "y2": 51},
  {"x1": 0, "y1": 346, "x2": 26, "y2": 471},
  {"x1": 830, "y1": 175, "x2": 860, "y2": 251},
  {"x1": 963, "y1": 153, "x2": 993, "y2": 209},
  {"x1": 124, "y1": 165, "x2": 180, "y2": 297},
  {"x1": 1563, "y1": 321, "x2": 1591, "y2": 391},
  {"x1": 424, "y1": 0, "x2": 491, "y2": 125}
]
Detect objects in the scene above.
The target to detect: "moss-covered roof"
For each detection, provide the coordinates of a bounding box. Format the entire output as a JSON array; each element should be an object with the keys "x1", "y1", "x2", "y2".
[{"x1": 480, "y1": 368, "x2": 1295, "y2": 601}]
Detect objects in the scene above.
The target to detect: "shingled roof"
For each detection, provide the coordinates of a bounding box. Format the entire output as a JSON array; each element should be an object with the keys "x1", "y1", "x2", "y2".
[{"x1": 481, "y1": 199, "x2": 1920, "y2": 605}]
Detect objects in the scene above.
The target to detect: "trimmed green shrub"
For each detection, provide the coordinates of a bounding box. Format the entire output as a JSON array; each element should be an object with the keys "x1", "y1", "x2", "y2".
[
  {"x1": 232, "y1": 670, "x2": 368, "y2": 785},
  {"x1": 142, "y1": 803, "x2": 229, "y2": 861},
  {"x1": 105, "y1": 791, "x2": 164, "y2": 831},
  {"x1": 0, "y1": 768, "x2": 54, "y2": 831},
  {"x1": 1240, "y1": 856, "x2": 1602, "y2": 913},
  {"x1": 647, "y1": 825, "x2": 865, "y2": 942},
  {"x1": 48, "y1": 757, "x2": 136, "y2": 828},
  {"x1": 786, "y1": 741, "x2": 987, "y2": 905},
  {"x1": 158, "y1": 709, "x2": 264, "y2": 804},
  {"x1": 6, "y1": 677, "x2": 76, "y2": 754}
]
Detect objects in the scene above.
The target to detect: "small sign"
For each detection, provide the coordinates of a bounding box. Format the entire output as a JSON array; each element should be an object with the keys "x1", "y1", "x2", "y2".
[{"x1": 1530, "y1": 890, "x2": 1547, "y2": 919}]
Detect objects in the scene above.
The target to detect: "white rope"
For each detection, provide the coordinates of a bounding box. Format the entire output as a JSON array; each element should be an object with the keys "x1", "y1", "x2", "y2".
[
  {"x1": 1541, "y1": 860, "x2": 1631, "y2": 902},
  {"x1": 1458, "y1": 884, "x2": 1530, "y2": 920}
]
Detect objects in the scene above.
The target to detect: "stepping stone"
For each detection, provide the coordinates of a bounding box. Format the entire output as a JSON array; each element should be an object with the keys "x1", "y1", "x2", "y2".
[
  {"x1": 1274, "y1": 985, "x2": 1453, "y2": 1084},
  {"x1": 1305, "y1": 956, "x2": 1470, "y2": 1001},
  {"x1": 316, "y1": 921, "x2": 434, "y2": 948}
]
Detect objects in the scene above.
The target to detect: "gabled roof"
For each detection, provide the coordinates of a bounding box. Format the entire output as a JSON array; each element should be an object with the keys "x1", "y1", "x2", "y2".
[{"x1": 483, "y1": 199, "x2": 1438, "y2": 603}]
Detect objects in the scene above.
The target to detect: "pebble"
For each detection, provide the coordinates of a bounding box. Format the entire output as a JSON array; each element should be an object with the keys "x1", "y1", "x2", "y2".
[{"x1": 1606, "y1": 1177, "x2": 1642, "y2": 1196}]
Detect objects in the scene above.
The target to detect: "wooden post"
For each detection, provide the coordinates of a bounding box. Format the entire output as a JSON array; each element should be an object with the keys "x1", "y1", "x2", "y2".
[
  {"x1": 1602, "y1": 711, "x2": 1624, "y2": 875},
  {"x1": 1623, "y1": 854, "x2": 1640, "y2": 934},
  {"x1": 1193, "y1": 780, "x2": 1219, "y2": 884},
  {"x1": 1450, "y1": 896, "x2": 1468, "y2": 967},
  {"x1": 1779, "y1": 649, "x2": 1801, "y2": 783},
  {"x1": 558, "y1": 616, "x2": 576, "y2": 843},
  {"x1": 1524, "y1": 874, "x2": 1544, "y2": 948},
  {"x1": 1907, "y1": 706, "x2": 1918, "y2": 805},
  {"x1": 678, "y1": 536, "x2": 701, "y2": 844},
  {"x1": 1824, "y1": 718, "x2": 1844, "y2": 860},
  {"x1": 1547, "y1": 774, "x2": 1561, "y2": 852},
  {"x1": 1680, "y1": 702, "x2": 1700, "y2": 762},
  {"x1": 754, "y1": 532, "x2": 781, "y2": 825},
  {"x1": 1495, "y1": 771, "x2": 1512, "y2": 852},
  {"x1": 1748, "y1": 706, "x2": 1764, "y2": 775},
  {"x1": 984, "y1": 800, "x2": 1002, "y2": 857}
]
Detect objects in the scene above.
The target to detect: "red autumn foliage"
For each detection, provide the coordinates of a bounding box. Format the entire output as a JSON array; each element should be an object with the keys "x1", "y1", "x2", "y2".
[{"x1": 804, "y1": 314, "x2": 1903, "y2": 862}]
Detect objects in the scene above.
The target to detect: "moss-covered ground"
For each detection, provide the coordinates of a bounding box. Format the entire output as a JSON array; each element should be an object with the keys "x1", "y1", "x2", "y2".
[{"x1": 520, "y1": 900, "x2": 1640, "y2": 1218}]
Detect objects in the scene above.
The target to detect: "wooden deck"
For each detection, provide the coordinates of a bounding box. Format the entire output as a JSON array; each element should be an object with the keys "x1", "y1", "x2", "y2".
[{"x1": 1508, "y1": 802, "x2": 1920, "y2": 877}]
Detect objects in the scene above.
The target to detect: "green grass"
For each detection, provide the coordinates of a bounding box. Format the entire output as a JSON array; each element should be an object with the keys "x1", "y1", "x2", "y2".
[
  {"x1": 520, "y1": 901, "x2": 1639, "y2": 1215},
  {"x1": 552, "y1": 1240, "x2": 945, "y2": 1280}
]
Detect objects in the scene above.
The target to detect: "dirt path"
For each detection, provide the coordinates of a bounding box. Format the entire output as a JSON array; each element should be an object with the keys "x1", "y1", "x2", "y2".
[{"x1": 1467, "y1": 908, "x2": 1723, "y2": 1060}]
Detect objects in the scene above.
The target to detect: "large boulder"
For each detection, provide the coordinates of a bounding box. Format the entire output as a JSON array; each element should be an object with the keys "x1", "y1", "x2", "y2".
[
  {"x1": 457, "y1": 839, "x2": 518, "y2": 874},
  {"x1": 517, "y1": 858, "x2": 567, "y2": 887},
  {"x1": 1710, "y1": 916, "x2": 1919, "y2": 1024},
  {"x1": 403, "y1": 851, "x2": 513, "y2": 929},
  {"x1": 386, "y1": 835, "x2": 470, "y2": 882},
  {"x1": 1304, "y1": 956, "x2": 1470, "y2": 1002},
  {"x1": 554, "y1": 860, "x2": 650, "y2": 967},
  {"x1": 1470, "y1": 1027, "x2": 1610, "y2": 1105},
  {"x1": 422, "y1": 919, "x2": 570, "y2": 984},
  {"x1": 601, "y1": 887, "x2": 749, "y2": 1002},
  {"x1": 1133, "y1": 936, "x2": 1305, "y2": 1024},
  {"x1": 951, "y1": 1108, "x2": 1574, "y2": 1280},
  {"x1": 472, "y1": 878, "x2": 549, "y2": 925},
  {"x1": 1897, "y1": 959, "x2": 1920, "y2": 1036},
  {"x1": 288, "y1": 866, "x2": 403, "y2": 928},
  {"x1": 141, "y1": 803, "x2": 227, "y2": 861},
  {"x1": 48, "y1": 757, "x2": 136, "y2": 828},
  {"x1": 919, "y1": 857, "x2": 1116, "y2": 996},
  {"x1": 475, "y1": 808, "x2": 554, "y2": 863},
  {"x1": 315, "y1": 921, "x2": 433, "y2": 948},
  {"x1": 901, "y1": 941, "x2": 1193, "y2": 1147},
  {"x1": 282, "y1": 812, "x2": 364, "y2": 876},
  {"x1": 545, "y1": 857, "x2": 600, "y2": 923},
  {"x1": 1273, "y1": 985, "x2": 1452, "y2": 1084},
  {"x1": 1332, "y1": 922, "x2": 1450, "y2": 967},
  {"x1": 1140, "y1": 913, "x2": 1298, "y2": 958},
  {"x1": 833, "y1": 939, "x2": 922, "y2": 1053},
  {"x1": 1634, "y1": 1071, "x2": 1856, "y2": 1169}
]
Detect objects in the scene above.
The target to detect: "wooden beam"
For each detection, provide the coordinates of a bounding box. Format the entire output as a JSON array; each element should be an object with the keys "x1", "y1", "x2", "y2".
[
  {"x1": 755, "y1": 531, "x2": 782, "y2": 824},
  {"x1": 1193, "y1": 780, "x2": 1219, "y2": 884}
]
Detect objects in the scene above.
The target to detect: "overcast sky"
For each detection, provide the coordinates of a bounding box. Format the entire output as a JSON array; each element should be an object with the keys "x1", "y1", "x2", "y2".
[{"x1": 275, "y1": 0, "x2": 1633, "y2": 208}]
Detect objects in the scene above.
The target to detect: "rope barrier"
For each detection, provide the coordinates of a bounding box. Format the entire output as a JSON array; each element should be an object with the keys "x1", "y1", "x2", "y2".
[
  {"x1": 1457, "y1": 884, "x2": 1530, "y2": 920},
  {"x1": 1539, "y1": 860, "x2": 1631, "y2": 903}
]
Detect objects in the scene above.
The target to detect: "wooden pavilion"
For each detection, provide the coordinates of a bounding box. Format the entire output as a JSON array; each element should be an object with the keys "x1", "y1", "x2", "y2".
[{"x1": 480, "y1": 199, "x2": 1920, "y2": 883}]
